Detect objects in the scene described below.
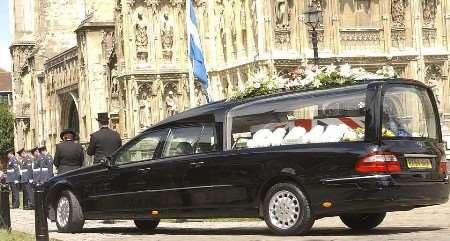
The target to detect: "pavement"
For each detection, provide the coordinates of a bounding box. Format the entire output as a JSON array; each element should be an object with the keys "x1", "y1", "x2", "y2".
[{"x1": 8, "y1": 198, "x2": 450, "y2": 241}]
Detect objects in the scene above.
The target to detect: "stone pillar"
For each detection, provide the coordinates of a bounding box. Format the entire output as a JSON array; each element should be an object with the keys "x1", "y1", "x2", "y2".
[
  {"x1": 256, "y1": 0, "x2": 266, "y2": 55},
  {"x1": 382, "y1": 0, "x2": 392, "y2": 54},
  {"x1": 410, "y1": 0, "x2": 425, "y2": 82}
]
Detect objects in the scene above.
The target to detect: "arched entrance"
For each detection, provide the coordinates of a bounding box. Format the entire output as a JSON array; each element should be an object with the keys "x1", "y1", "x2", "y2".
[
  {"x1": 59, "y1": 92, "x2": 80, "y2": 135},
  {"x1": 68, "y1": 100, "x2": 79, "y2": 133}
]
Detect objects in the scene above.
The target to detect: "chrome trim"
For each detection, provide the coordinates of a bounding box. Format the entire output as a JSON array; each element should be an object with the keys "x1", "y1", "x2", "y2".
[
  {"x1": 88, "y1": 184, "x2": 234, "y2": 199},
  {"x1": 404, "y1": 154, "x2": 437, "y2": 158},
  {"x1": 322, "y1": 175, "x2": 391, "y2": 183}
]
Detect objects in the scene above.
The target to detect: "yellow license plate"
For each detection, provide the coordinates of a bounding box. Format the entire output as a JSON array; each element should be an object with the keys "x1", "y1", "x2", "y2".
[{"x1": 406, "y1": 159, "x2": 432, "y2": 169}]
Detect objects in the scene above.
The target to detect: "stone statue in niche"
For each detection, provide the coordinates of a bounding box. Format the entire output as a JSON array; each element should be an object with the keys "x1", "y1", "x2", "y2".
[
  {"x1": 310, "y1": 0, "x2": 322, "y2": 10},
  {"x1": 391, "y1": 0, "x2": 406, "y2": 28},
  {"x1": 166, "y1": 90, "x2": 178, "y2": 117},
  {"x1": 161, "y1": 11, "x2": 174, "y2": 61},
  {"x1": 422, "y1": 0, "x2": 437, "y2": 27},
  {"x1": 139, "y1": 89, "x2": 151, "y2": 128},
  {"x1": 425, "y1": 65, "x2": 442, "y2": 109},
  {"x1": 135, "y1": 12, "x2": 149, "y2": 64},
  {"x1": 195, "y1": 85, "x2": 207, "y2": 106},
  {"x1": 111, "y1": 67, "x2": 119, "y2": 96},
  {"x1": 275, "y1": 0, "x2": 291, "y2": 30}
]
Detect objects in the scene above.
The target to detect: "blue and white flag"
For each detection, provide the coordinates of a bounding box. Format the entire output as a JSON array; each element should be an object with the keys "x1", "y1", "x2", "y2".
[{"x1": 186, "y1": 0, "x2": 209, "y2": 89}]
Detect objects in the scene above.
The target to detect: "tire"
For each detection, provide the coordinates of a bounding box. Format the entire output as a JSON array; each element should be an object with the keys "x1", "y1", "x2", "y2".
[
  {"x1": 340, "y1": 212, "x2": 386, "y2": 231},
  {"x1": 55, "y1": 190, "x2": 85, "y2": 233},
  {"x1": 263, "y1": 183, "x2": 315, "y2": 236},
  {"x1": 134, "y1": 219, "x2": 160, "y2": 233}
]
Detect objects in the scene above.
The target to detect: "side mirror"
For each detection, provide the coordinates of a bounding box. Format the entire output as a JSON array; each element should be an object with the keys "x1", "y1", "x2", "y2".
[{"x1": 101, "y1": 156, "x2": 113, "y2": 169}]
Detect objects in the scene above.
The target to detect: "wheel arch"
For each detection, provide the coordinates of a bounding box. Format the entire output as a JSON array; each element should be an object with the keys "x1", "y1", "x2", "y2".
[
  {"x1": 257, "y1": 174, "x2": 310, "y2": 217},
  {"x1": 47, "y1": 181, "x2": 79, "y2": 215}
]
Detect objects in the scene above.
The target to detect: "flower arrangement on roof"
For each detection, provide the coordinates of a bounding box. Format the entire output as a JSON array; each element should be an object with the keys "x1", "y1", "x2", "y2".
[{"x1": 228, "y1": 62, "x2": 399, "y2": 101}]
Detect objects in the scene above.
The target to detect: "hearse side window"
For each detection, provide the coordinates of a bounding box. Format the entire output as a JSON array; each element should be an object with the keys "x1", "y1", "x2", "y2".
[
  {"x1": 231, "y1": 89, "x2": 367, "y2": 150},
  {"x1": 382, "y1": 85, "x2": 437, "y2": 139},
  {"x1": 162, "y1": 125, "x2": 217, "y2": 157},
  {"x1": 114, "y1": 131, "x2": 163, "y2": 165}
]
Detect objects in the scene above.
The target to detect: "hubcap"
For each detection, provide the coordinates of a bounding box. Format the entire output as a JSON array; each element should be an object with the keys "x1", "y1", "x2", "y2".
[
  {"x1": 57, "y1": 196, "x2": 70, "y2": 227},
  {"x1": 268, "y1": 190, "x2": 301, "y2": 230}
]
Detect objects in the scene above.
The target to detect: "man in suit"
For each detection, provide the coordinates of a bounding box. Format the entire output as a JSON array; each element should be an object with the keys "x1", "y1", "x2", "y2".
[
  {"x1": 38, "y1": 145, "x2": 54, "y2": 182},
  {"x1": 54, "y1": 128, "x2": 84, "y2": 174},
  {"x1": 87, "y1": 113, "x2": 122, "y2": 164},
  {"x1": 18, "y1": 148, "x2": 34, "y2": 209},
  {"x1": 5, "y1": 148, "x2": 20, "y2": 209}
]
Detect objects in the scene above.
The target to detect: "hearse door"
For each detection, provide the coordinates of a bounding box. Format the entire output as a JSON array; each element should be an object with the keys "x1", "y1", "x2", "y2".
[
  {"x1": 381, "y1": 84, "x2": 446, "y2": 182},
  {"x1": 95, "y1": 129, "x2": 167, "y2": 216},
  {"x1": 182, "y1": 125, "x2": 264, "y2": 215}
]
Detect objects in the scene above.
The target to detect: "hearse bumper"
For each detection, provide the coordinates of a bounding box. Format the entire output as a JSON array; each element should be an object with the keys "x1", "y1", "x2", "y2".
[{"x1": 313, "y1": 174, "x2": 449, "y2": 217}]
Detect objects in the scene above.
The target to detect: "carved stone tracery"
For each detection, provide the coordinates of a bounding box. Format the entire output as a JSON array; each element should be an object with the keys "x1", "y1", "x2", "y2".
[
  {"x1": 391, "y1": 0, "x2": 407, "y2": 28},
  {"x1": 422, "y1": 0, "x2": 437, "y2": 27}
]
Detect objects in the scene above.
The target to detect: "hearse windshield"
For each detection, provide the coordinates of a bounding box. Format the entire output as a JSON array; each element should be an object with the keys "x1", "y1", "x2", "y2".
[
  {"x1": 230, "y1": 86, "x2": 367, "y2": 150},
  {"x1": 382, "y1": 85, "x2": 438, "y2": 140}
]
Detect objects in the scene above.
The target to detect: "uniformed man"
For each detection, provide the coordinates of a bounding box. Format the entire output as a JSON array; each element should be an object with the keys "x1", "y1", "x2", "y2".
[
  {"x1": 54, "y1": 128, "x2": 84, "y2": 174},
  {"x1": 18, "y1": 148, "x2": 34, "y2": 209},
  {"x1": 31, "y1": 147, "x2": 42, "y2": 184},
  {"x1": 5, "y1": 148, "x2": 20, "y2": 209},
  {"x1": 87, "y1": 113, "x2": 122, "y2": 164},
  {"x1": 38, "y1": 145, "x2": 54, "y2": 182}
]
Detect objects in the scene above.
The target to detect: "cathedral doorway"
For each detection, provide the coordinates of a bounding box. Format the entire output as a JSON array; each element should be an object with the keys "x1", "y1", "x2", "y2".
[{"x1": 59, "y1": 91, "x2": 80, "y2": 136}]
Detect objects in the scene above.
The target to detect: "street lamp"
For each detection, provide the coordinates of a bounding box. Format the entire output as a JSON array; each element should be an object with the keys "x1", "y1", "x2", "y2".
[{"x1": 304, "y1": 5, "x2": 323, "y2": 66}]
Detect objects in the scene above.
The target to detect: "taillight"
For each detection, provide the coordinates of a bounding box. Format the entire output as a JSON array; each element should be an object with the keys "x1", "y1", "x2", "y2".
[
  {"x1": 439, "y1": 156, "x2": 448, "y2": 175},
  {"x1": 355, "y1": 153, "x2": 401, "y2": 173}
]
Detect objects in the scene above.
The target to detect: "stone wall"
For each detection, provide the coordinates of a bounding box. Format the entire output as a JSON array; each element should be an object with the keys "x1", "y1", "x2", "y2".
[{"x1": 9, "y1": 0, "x2": 450, "y2": 154}]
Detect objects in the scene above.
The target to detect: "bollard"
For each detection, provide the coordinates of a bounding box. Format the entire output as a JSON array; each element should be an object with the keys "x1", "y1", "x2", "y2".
[
  {"x1": 0, "y1": 184, "x2": 11, "y2": 231},
  {"x1": 34, "y1": 184, "x2": 49, "y2": 241}
]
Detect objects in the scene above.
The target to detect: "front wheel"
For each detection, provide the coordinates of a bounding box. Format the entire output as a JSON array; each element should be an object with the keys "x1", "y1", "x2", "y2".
[
  {"x1": 340, "y1": 213, "x2": 386, "y2": 231},
  {"x1": 263, "y1": 183, "x2": 315, "y2": 236},
  {"x1": 55, "y1": 190, "x2": 85, "y2": 233},
  {"x1": 134, "y1": 219, "x2": 160, "y2": 233}
]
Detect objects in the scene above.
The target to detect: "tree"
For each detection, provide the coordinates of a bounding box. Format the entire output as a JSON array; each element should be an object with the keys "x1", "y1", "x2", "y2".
[{"x1": 0, "y1": 104, "x2": 14, "y2": 155}]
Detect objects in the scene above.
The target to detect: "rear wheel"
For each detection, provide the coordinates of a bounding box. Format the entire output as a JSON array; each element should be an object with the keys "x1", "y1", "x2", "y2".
[
  {"x1": 340, "y1": 213, "x2": 386, "y2": 231},
  {"x1": 55, "y1": 190, "x2": 85, "y2": 233},
  {"x1": 134, "y1": 219, "x2": 160, "y2": 233},
  {"x1": 263, "y1": 183, "x2": 315, "y2": 236}
]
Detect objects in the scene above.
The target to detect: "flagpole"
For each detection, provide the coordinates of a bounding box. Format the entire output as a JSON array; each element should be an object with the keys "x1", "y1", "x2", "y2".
[{"x1": 188, "y1": 57, "x2": 196, "y2": 108}]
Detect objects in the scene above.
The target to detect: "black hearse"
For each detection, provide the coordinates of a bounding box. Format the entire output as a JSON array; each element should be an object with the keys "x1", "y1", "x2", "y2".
[{"x1": 44, "y1": 79, "x2": 449, "y2": 235}]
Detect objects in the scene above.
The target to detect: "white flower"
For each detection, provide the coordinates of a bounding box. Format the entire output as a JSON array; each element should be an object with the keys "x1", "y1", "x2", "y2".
[
  {"x1": 254, "y1": 82, "x2": 261, "y2": 89},
  {"x1": 312, "y1": 78, "x2": 322, "y2": 88},
  {"x1": 274, "y1": 76, "x2": 287, "y2": 88},
  {"x1": 325, "y1": 64, "x2": 337, "y2": 75},
  {"x1": 340, "y1": 64, "x2": 353, "y2": 78},
  {"x1": 267, "y1": 82, "x2": 275, "y2": 90},
  {"x1": 239, "y1": 84, "x2": 246, "y2": 92}
]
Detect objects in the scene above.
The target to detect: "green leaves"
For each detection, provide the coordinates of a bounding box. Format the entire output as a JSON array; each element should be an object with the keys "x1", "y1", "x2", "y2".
[{"x1": 0, "y1": 104, "x2": 14, "y2": 155}]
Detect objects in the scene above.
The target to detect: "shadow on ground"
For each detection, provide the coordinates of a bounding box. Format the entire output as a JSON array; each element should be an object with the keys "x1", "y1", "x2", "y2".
[{"x1": 48, "y1": 226, "x2": 443, "y2": 237}]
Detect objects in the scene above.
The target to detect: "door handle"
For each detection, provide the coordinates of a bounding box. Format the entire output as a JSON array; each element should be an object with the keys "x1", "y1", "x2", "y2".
[
  {"x1": 137, "y1": 167, "x2": 152, "y2": 174},
  {"x1": 190, "y1": 161, "x2": 205, "y2": 167}
]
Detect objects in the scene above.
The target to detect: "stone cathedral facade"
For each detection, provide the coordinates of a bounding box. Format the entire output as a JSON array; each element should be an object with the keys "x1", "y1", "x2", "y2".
[{"x1": 10, "y1": 0, "x2": 450, "y2": 155}]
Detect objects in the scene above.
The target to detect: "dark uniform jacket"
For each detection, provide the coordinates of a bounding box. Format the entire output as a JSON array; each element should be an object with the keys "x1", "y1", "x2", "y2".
[
  {"x1": 38, "y1": 154, "x2": 54, "y2": 183},
  {"x1": 20, "y1": 157, "x2": 33, "y2": 183},
  {"x1": 87, "y1": 127, "x2": 122, "y2": 163},
  {"x1": 6, "y1": 156, "x2": 20, "y2": 183},
  {"x1": 54, "y1": 140, "x2": 85, "y2": 168},
  {"x1": 32, "y1": 157, "x2": 41, "y2": 184}
]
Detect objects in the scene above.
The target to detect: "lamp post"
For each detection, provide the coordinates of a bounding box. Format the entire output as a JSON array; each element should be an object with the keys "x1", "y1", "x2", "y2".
[{"x1": 304, "y1": 5, "x2": 323, "y2": 66}]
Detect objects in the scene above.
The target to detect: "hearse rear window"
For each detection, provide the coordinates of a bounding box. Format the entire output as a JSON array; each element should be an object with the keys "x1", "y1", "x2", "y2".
[
  {"x1": 231, "y1": 88, "x2": 367, "y2": 149},
  {"x1": 382, "y1": 85, "x2": 437, "y2": 139}
]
